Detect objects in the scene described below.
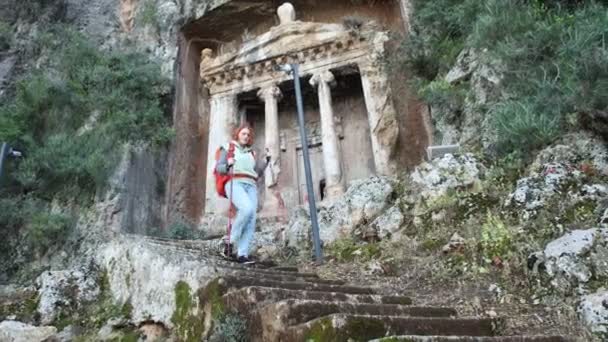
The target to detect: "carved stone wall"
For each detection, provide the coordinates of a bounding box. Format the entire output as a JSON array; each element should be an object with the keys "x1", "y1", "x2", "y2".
[{"x1": 169, "y1": 0, "x2": 422, "y2": 224}]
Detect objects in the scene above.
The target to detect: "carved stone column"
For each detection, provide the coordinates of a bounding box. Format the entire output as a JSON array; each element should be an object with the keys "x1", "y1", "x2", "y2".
[
  {"x1": 359, "y1": 60, "x2": 399, "y2": 176},
  {"x1": 310, "y1": 70, "x2": 344, "y2": 199},
  {"x1": 257, "y1": 84, "x2": 283, "y2": 188},
  {"x1": 205, "y1": 93, "x2": 238, "y2": 214}
]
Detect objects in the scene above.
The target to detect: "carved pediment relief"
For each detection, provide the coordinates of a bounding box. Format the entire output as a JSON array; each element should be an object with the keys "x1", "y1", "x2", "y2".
[{"x1": 199, "y1": 3, "x2": 384, "y2": 95}]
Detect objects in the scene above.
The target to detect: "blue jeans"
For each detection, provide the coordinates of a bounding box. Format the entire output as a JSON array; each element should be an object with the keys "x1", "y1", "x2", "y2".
[{"x1": 225, "y1": 180, "x2": 258, "y2": 257}]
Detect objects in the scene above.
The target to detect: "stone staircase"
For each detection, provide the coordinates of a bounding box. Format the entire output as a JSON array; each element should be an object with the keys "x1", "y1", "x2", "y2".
[{"x1": 200, "y1": 263, "x2": 572, "y2": 342}]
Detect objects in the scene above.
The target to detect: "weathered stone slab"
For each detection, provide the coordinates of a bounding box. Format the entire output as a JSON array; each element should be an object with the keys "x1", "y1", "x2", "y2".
[{"x1": 281, "y1": 314, "x2": 500, "y2": 341}]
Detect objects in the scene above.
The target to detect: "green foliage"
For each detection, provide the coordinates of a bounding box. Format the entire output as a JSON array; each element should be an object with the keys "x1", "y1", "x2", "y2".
[
  {"x1": 167, "y1": 220, "x2": 199, "y2": 240},
  {"x1": 0, "y1": 25, "x2": 172, "y2": 201},
  {"x1": 327, "y1": 238, "x2": 381, "y2": 262},
  {"x1": 397, "y1": 0, "x2": 608, "y2": 153},
  {"x1": 210, "y1": 314, "x2": 248, "y2": 342},
  {"x1": 26, "y1": 211, "x2": 74, "y2": 254},
  {"x1": 0, "y1": 21, "x2": 12, "y2": 51},
  {"x1": 0, "y1": 196, "x2": 73, "y2": 257},
  {"x1": 138, "y1": 0, "x2": 159, "y2": 28},
  {"x1": 0, "y1": 25, "x2": 172, "y2": 273},
  {"x1": 171, "y1": 281, "x2": 204, "y2": 342},
  {"x1": 480, "y1": 212, "x2": 513, "y2": 262},
  {"x1": 393, "y1": 0, "x2": 481, "y2": 79},
  {"x1": 492, "y1": 99, "x2": 562, "y2": 150}
]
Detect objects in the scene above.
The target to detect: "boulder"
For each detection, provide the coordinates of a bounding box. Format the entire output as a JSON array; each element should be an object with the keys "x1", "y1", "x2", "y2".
[
  {"x1": 578, "y1": 289, "x2": 608, "y2": 338},
  {"x1": 537, "y1": 228, "x2": 608, "y2": 292},
  {"x1": 36, "y1": 269, "x2": 101, "y2": 325},
  {"x1": 96, "y1": 234, "x2": 220, "y2": 329},
  {"x1": 369, "y1": 205, "x2": 405, "y2": 240},
  {"x1": 283, "y1": 177, "x2": 394, "y2": 250},
  {"x1": 0, "y1": 320, "x2": 57, "y2": 342},
  {"x1": 410, "y1": 153, "x2": 484, "y2": 201}
]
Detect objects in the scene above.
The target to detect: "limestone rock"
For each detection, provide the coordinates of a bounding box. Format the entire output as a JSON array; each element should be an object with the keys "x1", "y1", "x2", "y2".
[
  {"x1": 543, "y1": 229, "x2": 596, "y2": 290},
  {"x1": 437, "y1": 48, "x2": 503, "y2": 147},
  {"x1": 544, "y1": 229, "x2": 597, "y2": 259},
  {"x1": 96, "y1": 235, "x2": 219, "y2": 328},
  {"x1": 369, "y1": 205, "x2": 405, "y2": 240},
  {"x1": 56, "y1": 325, "x2": 78, "y2": 342},
  {"x1": 285, "y1": 208, "x2": 312, "y2": 251},
  {"x1": 317, "y1": 177, "x2": 394, "y2": 243},
  {"x1": 578, "y1": 289, "x2": 608, "y2": 338},
  {"x1": 97, "y1": 317, "x2": 129, "y2": 341},
  {"x1": 0, "y1": 320, "x2": 57, "y2": 342},
  {"x1": 139, "y1": 322, "x2": 168, "y2": 341},
  {"x1": 410, "y1": 153, "x2": 484, "y2": 201},
  {"x1": 442, "y1": 233, "x2": 466, "y2": 255},
  {"x1": 445, "y1": 48, "x2": 479, "y2": 85},
  {"x1": 535, "y1": 132, "x2": 608, "y2": 174},
  {"x1": 507, "y1": 162, "x2": 588, "y2": 218},
  {"x1": 36, "y1": 269, "x2": 101, "y2": 325},
  {"x1": 537, "y1": 228, "x2": 608, "y2": 293},
  {"x1": 284, "y1": 177, "x2": 394, "y2": 249}
]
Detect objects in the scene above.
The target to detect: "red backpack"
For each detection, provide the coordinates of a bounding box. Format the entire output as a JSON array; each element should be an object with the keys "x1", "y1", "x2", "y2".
[
  {"x1": 213, "y1": 143, "x2": 236, "y2": 198},
  {"x1": 213, "y1": 143, "x2": 257, "y2": 198}
]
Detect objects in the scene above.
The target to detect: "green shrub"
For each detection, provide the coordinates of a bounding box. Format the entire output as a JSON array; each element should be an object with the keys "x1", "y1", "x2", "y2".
[
  {"x1": 138, "y1": 0, "x2": 159, "y2": 28},
  {"x1": 493, "y1": 99, "x2": 562, "y2": 151},
  {"x1": 0, "y1": 25, "x2": 172, "y2": 201},
  {"x1": 26, "y1": 211, "x2": 74, "y2": 254},
  {"x1": 167, "y1": 220, "x2": 199, "y2": 240},
  {"x1": 396, "y1": 0, "x2": 608, "y2": 154},
  {"x1": 210, "y1": 314, "x2": 248, "y2": 342},
  {"x1": 327, "y1": 238, "x2": 382, "y2": 262},
  {"x1": 480, "y1": 212, "x2": 513, "y2": 262},
  {"x1": 0, "y1": 22, "x2": 12, "y2": 51}
]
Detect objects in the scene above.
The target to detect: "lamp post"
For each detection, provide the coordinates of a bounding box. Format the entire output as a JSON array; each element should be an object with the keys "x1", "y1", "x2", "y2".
[
  {"x1": 0, "y1": 142, "x2": 23, "y2": 185},
  {"x1": 277, "y1": 63, "x2": 323, "y2": 264}
]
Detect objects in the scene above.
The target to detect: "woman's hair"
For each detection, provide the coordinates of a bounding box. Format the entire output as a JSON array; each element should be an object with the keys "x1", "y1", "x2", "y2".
[{"x1": 232, "y1": 123, "x2": 255, "y2": 146}]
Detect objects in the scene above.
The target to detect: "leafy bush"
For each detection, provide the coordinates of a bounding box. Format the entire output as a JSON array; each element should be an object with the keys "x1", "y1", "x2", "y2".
[
  {"x1": 327, "y1": 238, "x2": 381, "y2": 262},
  {"x1": 25, "y1": 211, "x2": 73, "y2": 254},
  {"x1": 0, "y1": 21, "x2": 12, "y2": 51},
  {"x1": 0, "y1": 25, "x2": 172, "y2": 201},
  {"x1": 167, "y1": 220, "x2": 199, "y2": 240},
  {"x1": 396, "y1": 0, "x2": 608, "y2": 153},
  {"x1": 480, "y1": 212, "x2": 513, "y2": 262},
  {"x1": 210, "y1": 314, "x2": 248, "y2": 342},
  {"x1": 492, "y1": 99, "x2": 562, "y2": 151},
  {"x1": 0, "y1": 25, "x2": 173, "y2": 266},
  {"x1": 138, "y1": 0, "x2": 159, "y2": 28}
]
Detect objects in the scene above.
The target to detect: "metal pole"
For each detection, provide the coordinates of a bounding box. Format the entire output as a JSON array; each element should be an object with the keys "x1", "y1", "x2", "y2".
[
  {"x1": 0, "y1": 142, "x2": 8, "y2": 184},
  {"x1": 291, "y1": 64, "x2": 323, "y2": 264}
]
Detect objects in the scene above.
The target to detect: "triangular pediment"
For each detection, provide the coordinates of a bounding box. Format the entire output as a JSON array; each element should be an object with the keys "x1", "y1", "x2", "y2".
[{"x1": 201, "y1": 21, "x2": 355, "y2": 74}]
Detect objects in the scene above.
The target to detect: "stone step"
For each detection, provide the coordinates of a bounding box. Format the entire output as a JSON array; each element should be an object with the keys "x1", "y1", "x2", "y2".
[
  {"x1": 221, "y1": 286, "x2": 413, "y2": 314},
  {"x1": 279, "y1": 314, "x2": 501, "y2": 342},
  {"x1": 216, "y1": 268, "x2": 343, "y2": 285},
  {"x1": 250, "y1": 300, "x2": 458, "y2": 341},
  {"x1": 218, "y1": 275, "x2": 378, "y2": 295},
  {"x1": 271, "y1": 266, "x2": 300, "y2": 272},
  {"x1": 370, "y1": 337, "x2": 573, "y2": 342},
  {"x1": 216, "y1": 264, "x2": 319, "y2": 278}
]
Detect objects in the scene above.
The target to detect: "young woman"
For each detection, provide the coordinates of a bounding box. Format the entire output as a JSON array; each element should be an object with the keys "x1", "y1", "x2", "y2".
[{"x1": 216, "y1": 124, "x2": 270, "y2": 264}]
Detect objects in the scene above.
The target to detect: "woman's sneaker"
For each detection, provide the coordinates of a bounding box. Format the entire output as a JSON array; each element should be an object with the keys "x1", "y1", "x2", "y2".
[{"x1": 237, "y1": 256, "x2": 255, "y2": 265}]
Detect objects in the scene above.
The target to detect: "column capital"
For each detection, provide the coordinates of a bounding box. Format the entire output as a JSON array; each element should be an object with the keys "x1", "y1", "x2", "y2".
[
  {"x1": 257, "y1": 84, "x2": 282, "y2": 102},
  {"x1": 309, "y1": 70, "x2": 336, "y2": 87},
  {"x1": 358, "y1": 61, "x2": 377, "y2": 78}
]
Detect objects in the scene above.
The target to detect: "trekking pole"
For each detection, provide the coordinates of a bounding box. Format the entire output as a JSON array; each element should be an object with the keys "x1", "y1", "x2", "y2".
[{"x1": 226, "y1": 166, "x2": 235, "y2": 257}]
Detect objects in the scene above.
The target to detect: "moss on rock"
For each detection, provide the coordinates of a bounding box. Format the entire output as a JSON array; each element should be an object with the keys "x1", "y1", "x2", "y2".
[
  {"x1": 171, "y1": 281, "x2": 204, "y2": 342},
  {"x1": 304, "y1": 316, "x2": 387, "y2": 341}
]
